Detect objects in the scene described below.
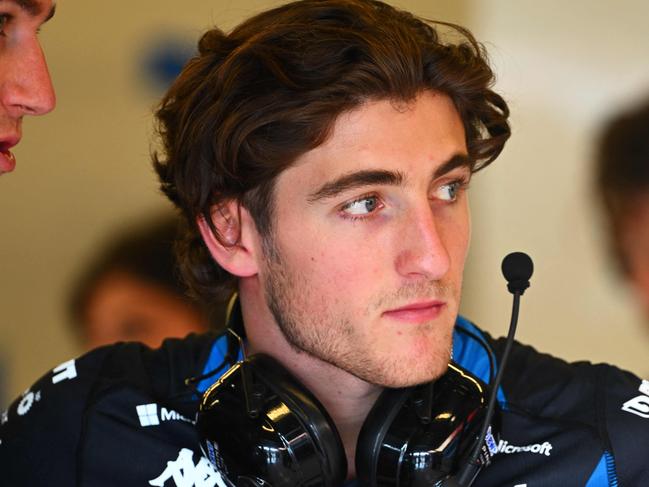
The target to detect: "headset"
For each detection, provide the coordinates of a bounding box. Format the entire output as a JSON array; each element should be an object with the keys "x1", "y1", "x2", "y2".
[
  {"x1": 195, "y1": 252, "x2": 533, "y2": 486},
  {"x1": 196, "y1": 343, "x2": 498, "y2": 486}
]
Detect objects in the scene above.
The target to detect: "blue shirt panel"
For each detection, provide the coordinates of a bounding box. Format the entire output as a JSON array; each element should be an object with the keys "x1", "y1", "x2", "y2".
[
  {"x1": 585, "y1": 453, "x2": 613, "y2": 487},
  {"x1": 452, "y1": 316, "x2": 507, "y2": 407}
]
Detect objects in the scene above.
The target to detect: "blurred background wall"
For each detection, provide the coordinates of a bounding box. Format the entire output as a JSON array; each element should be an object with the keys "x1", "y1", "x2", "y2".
[{"x1": 1, "y1": 0, "x2": 648, "y2": 403}]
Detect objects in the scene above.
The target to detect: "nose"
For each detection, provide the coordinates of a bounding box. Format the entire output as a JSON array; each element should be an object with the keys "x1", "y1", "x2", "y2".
[
  {"x1": 395, "y1": 205, "x2": 451, "y2": 281},
  {"x1": 2, "y1": 39, "x2": 56, "y2": 117}
]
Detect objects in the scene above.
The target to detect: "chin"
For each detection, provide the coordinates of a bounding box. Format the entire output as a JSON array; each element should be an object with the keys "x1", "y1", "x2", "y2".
[
  {"x1": 350, "y1": 352, "x2": 451, "y2": 389},
  {"x1": 389, "y1": 362, "x2": 450, "y2": 388},
  {"x1": 380, "y1": 336, "x2": 453, "y2": 388}
]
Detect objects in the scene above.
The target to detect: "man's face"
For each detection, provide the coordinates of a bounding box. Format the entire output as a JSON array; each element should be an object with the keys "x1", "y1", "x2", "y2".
[
  {"x1": 0, "y1": 0, "x2": 56, "y2": 175},
  {"x1": 258, "y1": 91, "x2": 471, "y2": 388}
]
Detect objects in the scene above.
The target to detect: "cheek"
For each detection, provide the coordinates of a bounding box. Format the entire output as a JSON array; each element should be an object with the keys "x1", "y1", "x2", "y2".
[
  {"x1": 306, "y1": 240, "x2": 383, "y2": 290},
  {"x1": 278, "y1": 228, "x2": 386, "y2": 315},
  {"x1": 439, "y1": 204, "x2": 471, "y2": 263}
]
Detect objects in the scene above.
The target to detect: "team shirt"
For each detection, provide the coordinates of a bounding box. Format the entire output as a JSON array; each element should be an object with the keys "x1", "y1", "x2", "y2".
[{"x1": 1, "y1": 307, "x2": 648, "y2": 486}]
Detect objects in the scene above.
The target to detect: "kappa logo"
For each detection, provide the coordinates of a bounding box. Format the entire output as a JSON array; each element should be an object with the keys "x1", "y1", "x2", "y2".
[
  {"x1": 621, "y1": 379, "x2": 649, "y2": 419},
  {"x1": 136, "y1": 403, "x2": 196, "y2": 427},
  {"x1": 497, "y1": 439, "x2": 552, "y2": 457},
  {"x1": 149, "y1": 448, "x2": 231, "y2": 487}
]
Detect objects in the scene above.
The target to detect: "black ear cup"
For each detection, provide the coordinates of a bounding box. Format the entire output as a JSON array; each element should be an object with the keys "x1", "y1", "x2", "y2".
[
  {"x1": 251, "y1": 355, "x2": 348, "y2": 484},
  {"x1": 355, "y1": 363, "x2": 494, "y2": 487},
  {"x1": 356, "y1": 386, "x2": 412, "y2": 486},
  {"x1": 197, "y1": 354, "x2": 347, "y2": 487}
]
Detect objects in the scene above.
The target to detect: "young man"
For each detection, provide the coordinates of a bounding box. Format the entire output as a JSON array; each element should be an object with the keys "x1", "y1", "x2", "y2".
[
  {"x1": 1, "y1": 1, "x2": 648, "y2": 486},
  {"x1": 0, "y1": 0, "x2": 56, "y2": 175}
]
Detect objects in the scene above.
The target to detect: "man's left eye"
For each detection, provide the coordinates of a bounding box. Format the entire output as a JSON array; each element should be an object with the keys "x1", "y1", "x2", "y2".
[
  {"x1": 341, "y1": 196, "x2": 381, "y2": 216},
  {"x1": 436, "y1": 181, "x2": 463, "y2": 202},
  {"x1": 0, "y1": 15, "x2": 10, "y2": 36}
]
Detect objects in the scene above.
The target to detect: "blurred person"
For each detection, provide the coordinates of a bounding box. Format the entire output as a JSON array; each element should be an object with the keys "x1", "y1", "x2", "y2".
[
  {"x1": 1, "y1": 2, "x2": 649, "y2": 486},
  {"x1": 68, "y1": 215, "x2": 215, "y2": 350},
  {"x1": 0, "y1": 0, "x2": 55, "y2": 424},
  {"x1": 0, "y1": 0, "x2": 56, "y2": 175},
  {"x1": 596, "y1": 97, "x2": 649, "y2": 319}
]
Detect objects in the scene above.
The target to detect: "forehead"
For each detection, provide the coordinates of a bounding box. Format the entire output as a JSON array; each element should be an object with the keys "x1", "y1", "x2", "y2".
[{"x1": 287, "y1": 92, "x2": 467, "y2": 183}]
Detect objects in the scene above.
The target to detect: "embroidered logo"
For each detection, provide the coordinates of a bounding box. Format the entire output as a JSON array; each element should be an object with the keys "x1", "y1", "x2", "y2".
[
  {"x1": 136, "y1": 403, "x2": 196, "y2": 427},
  {"x1": 621, "y1": 379, "x2": 649, "y2": 419},
  {"x1": 497, "y1": 439, "x2": 552, "y2": 456},
  {"x1": 137, "y1": 404, "x2": 160, "y2": 426},
  {"x1": 16, "y1": 389, "x2": 41, "y2": 416},
  {"x1": 485, "y1": 426, "x2": 498, "y2": 456},
  {"x1": 52, "y1": 359, "x2": 77, "y2": 384},
  {"x1": 149, "y1": 448, "x2": 231, "y2": 487}
]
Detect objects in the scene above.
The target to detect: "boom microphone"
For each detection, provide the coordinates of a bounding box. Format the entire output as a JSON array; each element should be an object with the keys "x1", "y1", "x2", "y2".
[{"x1": 447, "y1": 252, "x2": 534, "y2": 486}]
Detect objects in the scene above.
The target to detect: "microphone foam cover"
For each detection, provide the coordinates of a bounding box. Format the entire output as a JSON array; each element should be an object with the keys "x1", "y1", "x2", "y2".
[{"x1": 501, "y1": 252, "x2": 534, "y2": 284}]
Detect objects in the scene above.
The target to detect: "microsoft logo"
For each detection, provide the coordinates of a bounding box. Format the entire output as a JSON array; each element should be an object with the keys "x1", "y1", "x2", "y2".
[
  {"x1": 136, "y1": 403, "x2": 160, "y2": 427},
  {"x1": 135, "y1": 403, "x2": 196, "y2": 427}
]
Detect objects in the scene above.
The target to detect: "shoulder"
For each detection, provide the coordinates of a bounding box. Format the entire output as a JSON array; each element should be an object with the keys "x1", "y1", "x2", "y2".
[
  {"x1": 457, "y1": 318, "x2": 649, "y2": 486},
  {"x1": 0, "y1": 333, "x2": 218, "y2": 486},
  {"x1": 456, "y1": 317, "x2": 645, "y2": 418}
]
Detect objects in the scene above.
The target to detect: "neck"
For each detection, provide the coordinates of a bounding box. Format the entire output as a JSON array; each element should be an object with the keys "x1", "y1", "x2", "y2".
[{"x1": 239, "y1": 284, "x2": 382, "y2": 479}]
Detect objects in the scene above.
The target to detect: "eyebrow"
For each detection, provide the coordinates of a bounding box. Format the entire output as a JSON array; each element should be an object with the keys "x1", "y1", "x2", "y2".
[
  {"x1": 432, "y1": 153, "x2": 473, "y2": 179},
  {"x1": 307, "y1": 153, "x2": 473, "y2": 203},
  {"x1": 308, "y1": 170, "x2": 405, "y2": 203},
  {"x1": 4, "y1": 0, "x2": 55, "y2": 20}
]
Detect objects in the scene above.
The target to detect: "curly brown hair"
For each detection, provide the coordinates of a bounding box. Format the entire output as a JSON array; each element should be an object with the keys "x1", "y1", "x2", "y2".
[{"x1": 153, "y1": 0, "x2": 510, "y2": 310}]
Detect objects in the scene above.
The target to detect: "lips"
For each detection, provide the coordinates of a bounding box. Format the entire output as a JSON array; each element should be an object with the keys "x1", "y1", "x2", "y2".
[
  {"x1": 0, "y1": 149, "x2": 16, "y2": 174},
  {"x1": 0, "y1": 138, "x2": 19, "y2": 174},
  {"x1": 382, "y1": 300, "x2": 446, "y2": 324}
]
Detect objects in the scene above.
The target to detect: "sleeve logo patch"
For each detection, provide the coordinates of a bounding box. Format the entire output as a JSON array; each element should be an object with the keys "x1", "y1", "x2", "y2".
[{"x1": 621, "y1": 379, "x2": 649, "y2": 419}]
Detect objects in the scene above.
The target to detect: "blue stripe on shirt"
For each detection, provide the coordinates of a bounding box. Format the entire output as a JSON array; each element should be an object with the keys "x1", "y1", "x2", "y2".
[{"x1": 453, "y1": 316, "x2": 507, "y2": 408}]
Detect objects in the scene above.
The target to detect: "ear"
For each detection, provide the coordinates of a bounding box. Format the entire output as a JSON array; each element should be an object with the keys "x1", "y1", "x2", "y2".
[{"x1": 197, "y1": 201, "x2": 260, "y2": 278}]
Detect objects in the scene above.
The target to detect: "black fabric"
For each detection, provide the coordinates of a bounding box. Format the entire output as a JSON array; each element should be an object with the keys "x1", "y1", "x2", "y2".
[
  {"x1": 0, "y1": 334, "x2": 216, "y2": 487},
  {"x1": 1, "y1": 324, "x2": 649, "y2": 486}
]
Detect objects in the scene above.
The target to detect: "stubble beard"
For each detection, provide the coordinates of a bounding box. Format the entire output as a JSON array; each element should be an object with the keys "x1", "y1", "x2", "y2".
[{"x1": 261, "y1": 235, "x2": 456, "y2": 388}]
